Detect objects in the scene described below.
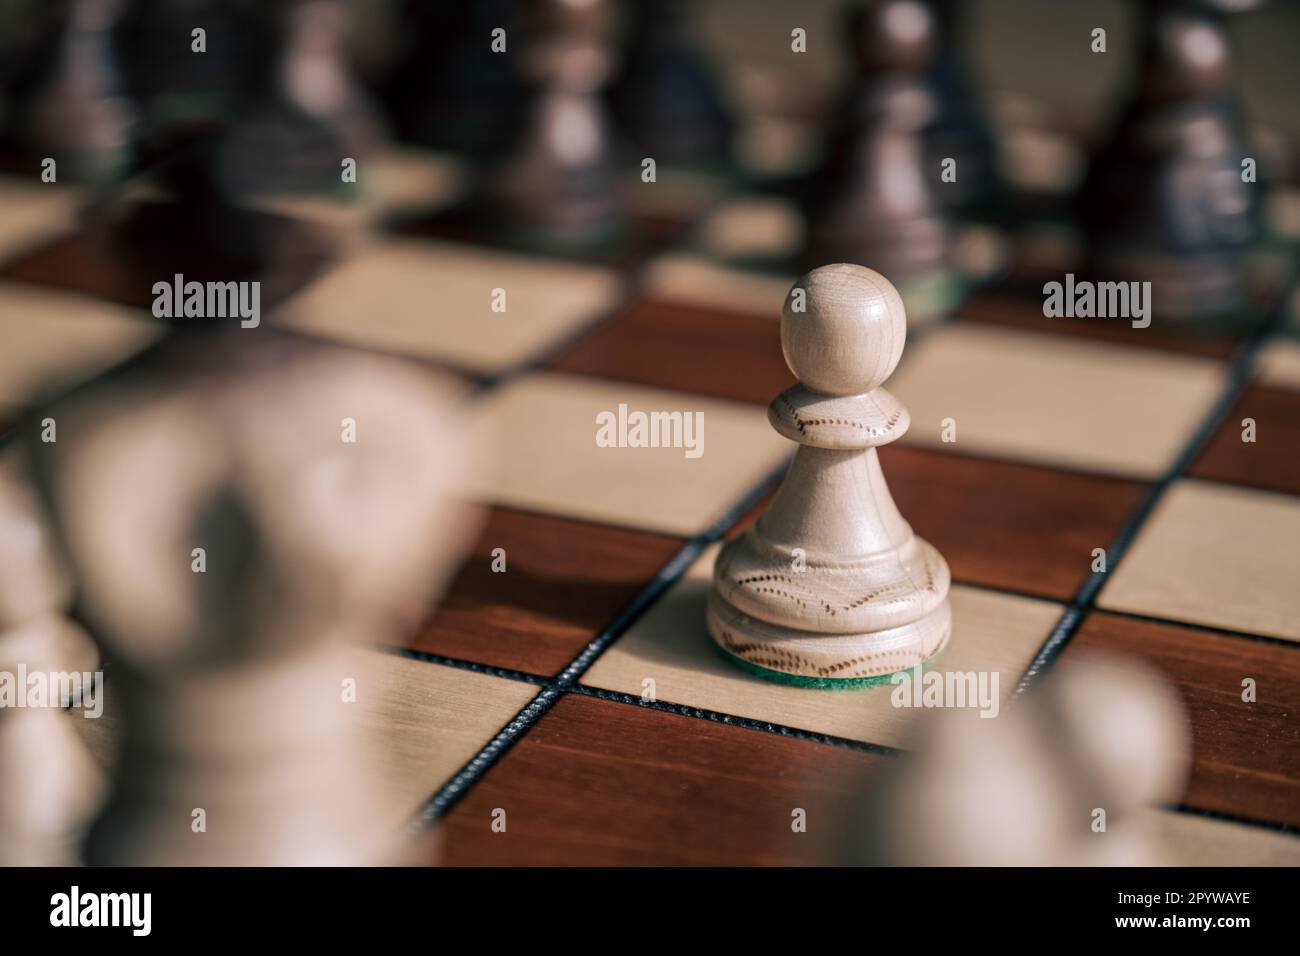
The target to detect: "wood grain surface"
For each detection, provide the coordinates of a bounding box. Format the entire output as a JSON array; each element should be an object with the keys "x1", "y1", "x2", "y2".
[
  {"x1": 0, "y1": 282, "x2": 162, "y2": 413},
  {"x1": 390, "y1": 202, "x2": 683, "y2": 269},
  {"x1": 961, "y1": 289, "x2": 1241, "y2": 359},
  {"x1": 0, "y1": 200, "x2": 333, "y2": 311},
  {"x1": 72, "y1": 651, "x2": 539, "y2": 828},
  {"x1": 409, "y1": 507, "x2": 686, "y2": 675},
  {"x1": 1154, "y1": 810, "x2": 1300, "y2": 866},
  {"x1": 1066, "y1": 612, "x2": 1300, "y2": 829},
  {"x1": 1190, "y1": 384, "x2": 1300, "y2": 497},
  {"x1": 583, "y1": 543, "x2": 1062, "y2": 748},
  {"x1": 889, "y1": 322, "x2": 1228, "y2": 480},
  {"x1": 1255, "y1": 339, "x2": 1300, "y2": 389},
  {"x1": 1100, "y1": 480, "x2": 1300, "y2": 642},
  {"x1": 439, "y1": 693, "x2": 885, "y2": 865},
  {"x1": 278, "y1": 237, "x2": 622, "y2": 374},
  {"x1": 462, "y1": 372, "x2": 789, "y2": 536},
  {"x1": 640, "y1": 252, "x2": 796, "y2": 317},
  {"x1": 882, "y1": 445, "x2": 1149, "y2": 600},
  {"x1": 0, "y1": 178, "x2": 78, "y2": 261},
  {"x1": 549, "y1": 296, "x2": 795, "y2": 405}
]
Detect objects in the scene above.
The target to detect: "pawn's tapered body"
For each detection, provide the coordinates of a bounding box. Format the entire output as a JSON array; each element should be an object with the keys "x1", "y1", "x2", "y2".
[{"x1": 708, "y1": 264, "x2": 951, "y2": 686}]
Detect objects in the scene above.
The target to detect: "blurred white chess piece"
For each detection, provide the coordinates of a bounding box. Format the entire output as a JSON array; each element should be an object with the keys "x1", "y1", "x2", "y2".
[
  {"x1": 0, "y1": 454, "x2": 104, "y2": 865},
  {"x1": 26, "y1": 334, "x2": 482, "y2": 865},
  {"x1": 849, "y1": 652, "x2": 1190, "y2": 866}
]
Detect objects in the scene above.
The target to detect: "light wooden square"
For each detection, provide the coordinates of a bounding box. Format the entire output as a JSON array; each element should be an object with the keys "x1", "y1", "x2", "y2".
[
  {"x1": 697, "y1": 196, "x2": 804, "y2": 260},
  {"x1": 0, "y1": 179, "x2": 79, "y2": 260},
  {"x1": 361, "y1": 652, "x2": 538, "y2": 816},
  {"x1": 362, "y1": 146, "x2": 467, "y2": 215},
  {"x1": 629, "y1": 167, "x2": 728, "y2": 220},
  {"x1": 640, "y1": 252, "x2": 794, "y2": 317},
  {"x1": 733, "y1": 118, "x2": 823, "y2": 178},
  {"x1": 277, "y1": 239, "x2": 622, "y2": 374},
  {"x1": 582, "y1": 543, "x2": 1063, "y2": 747},
  {"x1": 1100, "y1": 479, "x2": 1300, "y2": 642},
  {"x1": 889, "y1": 323, "x2": 1228, "y2": 479},
  {"x1": 1153, "y1": 810, "x2": 1300, "y2": 866},
  {"x1": 463, "y1": 373, "x2": 789, "y2": 536},
  {"x1": 0, "y1": 282, "x2": 162, "y2": 412},
  {"x1": 251, "y1": 147, "x2": 467, "y2": 232},
  {"x1": 74, "y1": 650, "x2": 538, "y2": 824},
  {"x1": 1255, "y1": 338, "x2": 1300, "y2": 390},
  {"x1": 1266, "y1": 186, "x2": 1300, "y2": 241}
]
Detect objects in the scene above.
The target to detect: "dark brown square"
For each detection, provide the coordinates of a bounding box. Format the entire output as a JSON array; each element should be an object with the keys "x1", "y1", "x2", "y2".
[
  {"x1": 0, "y1": 200, "x2": 333, "y2": 312},
  {"x1": 1189, "y1": 384, "x2": 1300, "y2": 497},
  {"x1": 714, "y1": 440, "x2": 1146, "y2": 602},
  {"x1": 439, "y1": 693, "x2": 884, "y2": 865},
  {"x1": 548, "y1": 296, "x2": 795, "y2": 405},
  {"x1": 407, "y1": 507, "x2": 685, "y2": 676},
  {"x1": 386, "y1": 203, "x2": 680, "y2": 269},
  {"x1": 885, "y1": 446, "x2": 1147, "y2": 600},
  {"x1": 961, "y1": 289, "x2": 1240, "y2": 359},
  {"x1": 1065, "y1": 612, "x2": 1300, "y2": 828}
]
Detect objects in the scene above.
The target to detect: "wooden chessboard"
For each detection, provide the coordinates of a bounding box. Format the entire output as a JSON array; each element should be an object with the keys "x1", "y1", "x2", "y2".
[{"x1": 1, "y1": 112, "x2": 1298, "y2": 865}]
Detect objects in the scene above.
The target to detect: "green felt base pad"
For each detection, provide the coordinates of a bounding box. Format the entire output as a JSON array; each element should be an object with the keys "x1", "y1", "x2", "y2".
[{"x1": 713, "y1": 644, "x2": 903, "y2": 690}]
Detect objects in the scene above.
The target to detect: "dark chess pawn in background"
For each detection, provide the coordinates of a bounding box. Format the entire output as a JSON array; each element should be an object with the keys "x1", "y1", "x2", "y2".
[
  {"x1": 925, "y1": 0, "x2": 1000, "y2": 212},
  {"x1": 1079, "y1": 0, "x2": 1265, "y2": 326},
  {"x1": 3, "y1": 0, "x2": 138, "y2": 184},
  {"x1": 384, "y1": 0, "x2": 523, "y2": 158},
  {"x1": 208, "y1": 0, "x2": 387, "y2": 199},
  {"x1": 801, "y1": 0, "x2": 958, "y2": 326},
  {"x1": 608, "y1": 0, "x2": 733, "y2": 167},
  {"x1": 479, "y1": 0, "x2": 627, "y2": 248}
]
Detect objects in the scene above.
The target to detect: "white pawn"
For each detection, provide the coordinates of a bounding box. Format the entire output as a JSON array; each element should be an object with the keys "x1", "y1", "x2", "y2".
[
  {"x1": 0, "y1": 456, "x2": 103, "y2": 866},
  {"x1": 0, "y1": 630, "x2": 104, "y2": 866},
  {"x1": 708, "y1": 263, "x2": 950, "y2": 685},
  {"x1": 849, "y1": 654, "x2": 1189, "y2": 866},
  {"x1": 26, "y1": 336, "x2": 480, "y2": 865},
  {"x1": 1049, "y1": 654, "x2": 1190, "y2": 866}
]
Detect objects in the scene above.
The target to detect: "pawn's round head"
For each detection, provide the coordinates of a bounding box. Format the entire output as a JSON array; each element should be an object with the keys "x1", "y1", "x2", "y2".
[{"x1": 781, "y1": 264, "x2": 907, "y2": 396}]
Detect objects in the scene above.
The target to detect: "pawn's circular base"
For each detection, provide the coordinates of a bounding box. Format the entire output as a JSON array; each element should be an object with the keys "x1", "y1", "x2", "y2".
[
  {"x1": 712, "y1": 644, "x2": 901, "y2": 689},
  {"x1": 707, "y1": 591, "x2": 951, "y2": 685}
]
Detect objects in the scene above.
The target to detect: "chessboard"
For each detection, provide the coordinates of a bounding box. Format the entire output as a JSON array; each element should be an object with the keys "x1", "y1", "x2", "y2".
[{"x1": 1, "y1": 0, "x2": 1299, "y2": 868}]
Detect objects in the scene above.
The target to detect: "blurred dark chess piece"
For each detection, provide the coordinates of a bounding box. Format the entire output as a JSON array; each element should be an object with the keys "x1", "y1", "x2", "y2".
[
  {"x1": 480, "y1": 0, "x2": 626, "y2": 248},
  {"x1": 4, "y1": 0, "x2": 138, "y2": 183},
  {"x1": 24, "y1": 331, "x2": 480, "y2": 865},
  {"x1": 1079, "y1": 0, "x2": 1264, "y2": 326},
  {"x1": 926, "y1": 0, "x2": 1000, "y2": 211},
  {"x1": 608, "y1": 0, "x2": 733, "y2": 166},
  {"x1": 385, "y1": 0, "x2": 523, "y2": 157},
  {"x1": 106, "y1": 170, "x2": 336, "y2": 311},
  {"x1": 104, "y1": 1, "x2": 357, "y2": 301},
  {"x1": 801, "y1": 0, "x2": 957, "y2": 326},
  {"x1": 208, "y1": 0, "x2": 387, "y2": 199},
  {"x1": 117, "y1": 0, "x2": 265, "y2": 152}
]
